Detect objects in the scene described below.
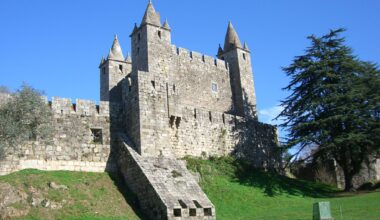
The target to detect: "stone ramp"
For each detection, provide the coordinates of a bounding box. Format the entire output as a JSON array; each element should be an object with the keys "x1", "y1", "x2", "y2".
[{"x1": 117, "y1": 138, "x2": 215, "y2": 220}]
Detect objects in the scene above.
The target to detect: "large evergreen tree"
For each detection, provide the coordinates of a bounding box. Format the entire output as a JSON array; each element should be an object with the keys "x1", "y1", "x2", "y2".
[{"x1": 278, "y1": 29, "x2": 380, "y2": 191}]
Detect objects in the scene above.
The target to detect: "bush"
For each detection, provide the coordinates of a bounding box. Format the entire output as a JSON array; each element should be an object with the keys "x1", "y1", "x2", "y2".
[{"x1": 0, "y1": 84, "x2": 53, "y2": 159}]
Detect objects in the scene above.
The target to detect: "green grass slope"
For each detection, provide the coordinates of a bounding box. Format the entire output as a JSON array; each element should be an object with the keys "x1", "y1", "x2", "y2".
[
  {"x1": 186, "y1": 157, "x2": 380, "y2": 220},
  {"x1": 1, "y1": 158, "x2": 379, "y2": 220},
  {"x1": 0, "y1": 169, "x2": 140, "y2": 220}
]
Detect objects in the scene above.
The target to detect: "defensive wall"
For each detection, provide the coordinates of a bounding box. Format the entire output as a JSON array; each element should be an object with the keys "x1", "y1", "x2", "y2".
[{"x1": 0, "y1": 97, "x2": 116, "y2": 175}]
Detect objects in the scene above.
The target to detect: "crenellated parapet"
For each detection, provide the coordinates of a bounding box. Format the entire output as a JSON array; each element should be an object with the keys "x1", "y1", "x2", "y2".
[
  {"x1": 49, "y1": 97, "x2": 111, "y2": 116},
  {"x1": 172, "y1": 46, "x2": 229, "y2": 71}
]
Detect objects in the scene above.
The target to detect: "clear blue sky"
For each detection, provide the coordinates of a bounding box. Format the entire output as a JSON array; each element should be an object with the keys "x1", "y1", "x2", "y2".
[{"x1": 1, "y1": 0, "x2": 379, "y2": 124}]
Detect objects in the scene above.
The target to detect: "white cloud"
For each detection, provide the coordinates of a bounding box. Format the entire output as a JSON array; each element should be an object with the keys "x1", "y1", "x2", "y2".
[{"x1": 258, "y1": 105, "x2": 284, "y2": 125}]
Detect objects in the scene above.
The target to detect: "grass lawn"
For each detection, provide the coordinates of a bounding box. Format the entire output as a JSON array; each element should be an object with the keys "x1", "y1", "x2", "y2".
[
  {"x1": 1, "y1": 158, "x2": 379, "y2": 219},
  {"x1": 186, "y1": 157, "x2": 380, "y2": 220},
  {"x1": 0, "y1": 169, "x2": 141, "y2": 220}
]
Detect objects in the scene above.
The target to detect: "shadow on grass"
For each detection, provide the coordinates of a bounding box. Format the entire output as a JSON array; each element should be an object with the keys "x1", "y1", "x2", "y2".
[
  {"x1": 107, "y1": 171, "x2": 146, "y2": 220},
  {"x1": 231, "y1": 158, "x2": 338, "y2": 198},
  {"x1": 186, "y1": 156, "x2": 339, "y2": 198}
]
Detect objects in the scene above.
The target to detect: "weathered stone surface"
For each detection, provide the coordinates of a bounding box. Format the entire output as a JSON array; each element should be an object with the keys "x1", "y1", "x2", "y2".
[
  {"x1": 0, "y1": 183, "x2": 29, "y2": 219},
  {"x1": 117, "y1": 137, "x2": 215, "y2": 219}
]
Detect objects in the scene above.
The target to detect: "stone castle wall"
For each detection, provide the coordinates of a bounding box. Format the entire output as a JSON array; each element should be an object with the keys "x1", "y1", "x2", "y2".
[
  {"x1": 127, "y1": 71, "x2": 280, "y2": 167},
  {"x1": 0, "y1": 97, "x2": 115, "y2": 175}
]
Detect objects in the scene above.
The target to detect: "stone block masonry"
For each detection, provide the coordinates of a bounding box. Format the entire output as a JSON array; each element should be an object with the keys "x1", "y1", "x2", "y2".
[
  {"x1": 117, "y1": 136, "x2": 215, "y2": 220},
  {"x1": 0, "y1": 98, "x2": 116, "y2": 175},
  {"x1": 0, "y1": 2, "x2": 294, "y2": 219}
]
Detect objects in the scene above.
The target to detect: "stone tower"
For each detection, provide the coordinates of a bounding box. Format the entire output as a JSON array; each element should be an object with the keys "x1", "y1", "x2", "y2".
[
  {"x1": 217, "y1": 22, "x2": 257, "y2": 118},
  {"x1": 99, "y1": 35, "x2": 131, "y2": 102},
  {"x1": 130, "y1": 1, "x2": 172, "y2": 74}
]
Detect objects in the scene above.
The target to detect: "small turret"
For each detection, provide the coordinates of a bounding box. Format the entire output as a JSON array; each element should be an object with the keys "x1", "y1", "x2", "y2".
[
  {"x1": 218, "y1": 22, "x2": 257, "y2": 118},
  {"x1": 107, "y1": 35, "x2": 124, "y2": 61},
  {"x1": 162, "y1": 19, "x2": 171, "y2": 30},
  {"x1": 243, "y1": 42, "x2": 249, "y2": 51},
  {"x1": 224, "y1": 22, "x2": 242, "y2": 52},
  {"x1": 125, "y1": 53, "x2": 132, "y2": 63},
  {"x1": 130, "y1": 0, "x2": 171, "y2": 73},
  {"x1": 217, "y1": 44, "x2": 224, "y2": 57},
  {"x1": 99, "y1": 56, "x2": 105, "y2": 66},
  {"x1": 100, "y1": 35, "x2": 131, "y2": 102},
  {"x1": 141, "y1": 1, "x2": 161, "y2": 26}
]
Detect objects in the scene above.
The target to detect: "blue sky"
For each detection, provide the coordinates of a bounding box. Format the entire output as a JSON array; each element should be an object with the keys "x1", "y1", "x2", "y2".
[{"x1": 1, "y1": 0, "x2": 379, "y2": 126}]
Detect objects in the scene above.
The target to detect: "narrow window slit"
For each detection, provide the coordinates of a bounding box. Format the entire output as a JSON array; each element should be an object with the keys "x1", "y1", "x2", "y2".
[{"x1": 178, "y1": 200, "x2": 187, "y2": 208}]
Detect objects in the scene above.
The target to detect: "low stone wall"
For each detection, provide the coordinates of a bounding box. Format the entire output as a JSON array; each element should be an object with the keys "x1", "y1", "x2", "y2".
[{"x1": 0, "y1": 160, "x2": 112, "y2": 176}]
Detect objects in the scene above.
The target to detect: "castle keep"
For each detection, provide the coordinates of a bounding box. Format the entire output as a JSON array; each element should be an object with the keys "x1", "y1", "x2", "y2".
[{"x1": 0, "y1": 2, "x2": 281, "y2": 219}]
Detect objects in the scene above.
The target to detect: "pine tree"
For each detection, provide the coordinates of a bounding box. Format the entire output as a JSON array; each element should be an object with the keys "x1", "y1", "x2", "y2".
[{"x1": 278, "y1": 29, "x2": 380, "y2": 191}]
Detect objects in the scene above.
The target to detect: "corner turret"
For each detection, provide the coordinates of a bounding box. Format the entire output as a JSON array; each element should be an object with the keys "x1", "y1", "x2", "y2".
[
  {"x1": 100, "y1": 35, "x2": 132, "y2": 102},
  {"x1": 107, "y1": 35, "x2": 124, "y2": 61},
  {"x1": 130, "y1": 1, "x2": 172, "y2": 73},
  {"x1": 218, "y1": 22, "x2": 257, "y2": 118}
]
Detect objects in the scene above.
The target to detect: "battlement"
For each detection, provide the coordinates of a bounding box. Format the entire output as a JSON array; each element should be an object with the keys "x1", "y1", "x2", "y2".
[
  {"x1": 171, "y1": 45, "x2": 229, "y2": 71},
  {"x1": 49, "y1": 97, "x2": 110, "y2": 116}
]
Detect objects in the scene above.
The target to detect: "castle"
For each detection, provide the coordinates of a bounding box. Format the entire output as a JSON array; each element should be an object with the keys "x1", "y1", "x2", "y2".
[{"x1": 0, "y1": 2, "x2": 281, "y2": 219}]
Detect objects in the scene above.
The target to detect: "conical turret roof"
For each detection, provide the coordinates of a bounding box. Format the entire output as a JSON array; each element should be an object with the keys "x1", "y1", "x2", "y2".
[
  {"x1": 99, "y1": 56, "x2": 105, "y2": 66},
  {"x1": 243, "y1": 42, "x2": 250, "y2": 51},
  {"x1": 141, "y1": 1, "x2": 161, "y2": 26},
  {"x1": 223, "y1": 22, "x2": 242, "y2": 52},
  {"x1": 217, "y1": 44, "x2": 224, "y2": 56},
  {"x1": 163, "y1": 19, "x2": 170, "y2": 30},
  {"x1": 107, "y1": 35, "x2": 124, "y2": 61},
  {"x1": 125, "y1": 53, "x2": 132, "y2": 63}
]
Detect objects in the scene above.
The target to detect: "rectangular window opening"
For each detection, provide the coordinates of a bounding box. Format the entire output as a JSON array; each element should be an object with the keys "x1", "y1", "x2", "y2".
[
  {"x1": 189, "y1": 208, "x2": 196, "y2": 216},
  {"x1": 204, "y1": 208, "x2": 212, "y2": 216},
  {"x1": 209, "y1": 111, "x2": 212, "y2": 122},
  {"x1": 151, "y1": 80, "x2": 155, "y2": 89},
  {"x1": 194, "y1": 109, "x2": 197, "y2": 119},
  {"x1": 173, "y1": 208, "x2": 181, "y2": 217},
  {"x1": 119, "y1": 64, "x2": 123, "y2": 72},
  {"x1": 91, "y1": 128, "x2": 103, "y2": 144},
  {"x1": 222, "y1": 114, "x2": 225, "y2": 124}
]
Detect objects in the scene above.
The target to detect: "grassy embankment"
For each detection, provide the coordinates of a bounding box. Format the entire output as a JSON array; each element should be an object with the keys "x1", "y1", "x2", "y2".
[
  {"x1": 186, "y1": 157, "x2": 380, "y2": 220},
  {"x1": 1, "y1": 157, "x2": 379, "y2": 219}
]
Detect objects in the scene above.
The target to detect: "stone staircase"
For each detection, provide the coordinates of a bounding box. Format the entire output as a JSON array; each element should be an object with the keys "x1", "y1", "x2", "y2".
[{"x1": 116, "y1": 136, "x2": 216, "y2": 220}]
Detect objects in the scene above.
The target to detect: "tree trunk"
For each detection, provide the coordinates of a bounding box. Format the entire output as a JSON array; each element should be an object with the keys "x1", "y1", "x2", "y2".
[{"x1": 342, "y1": 168, "x2": 354, "y2": 191}]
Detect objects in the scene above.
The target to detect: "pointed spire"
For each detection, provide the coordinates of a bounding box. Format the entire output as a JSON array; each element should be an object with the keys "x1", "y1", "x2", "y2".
[
  {"x1": 163, "y1": 19, "x2": 170, "y2": 30},
  {"x1": 125, "y1": 53, "x2": 132, "y2": 63},
  {"x1": 243, "y1": 42, "x2": 249, "y2": 51},
  {"x1": 133, "y1": 23, "x2": 138, "y2": 33},
  {"x1": 223, "y1": 21, "x2": 242, "y2": 52},
  {"x1": 107, "y1": 35, "x2": 124, "y2": 61},
  {"x1": 100, "y1": 56, "x2": 105, "y2": 66},
  {"x1": 217, "y1": 44, "x2": 224, "y2": 56},
  {"x1": 141, "y1": 0, "x2": 161, "y2": 26}
]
